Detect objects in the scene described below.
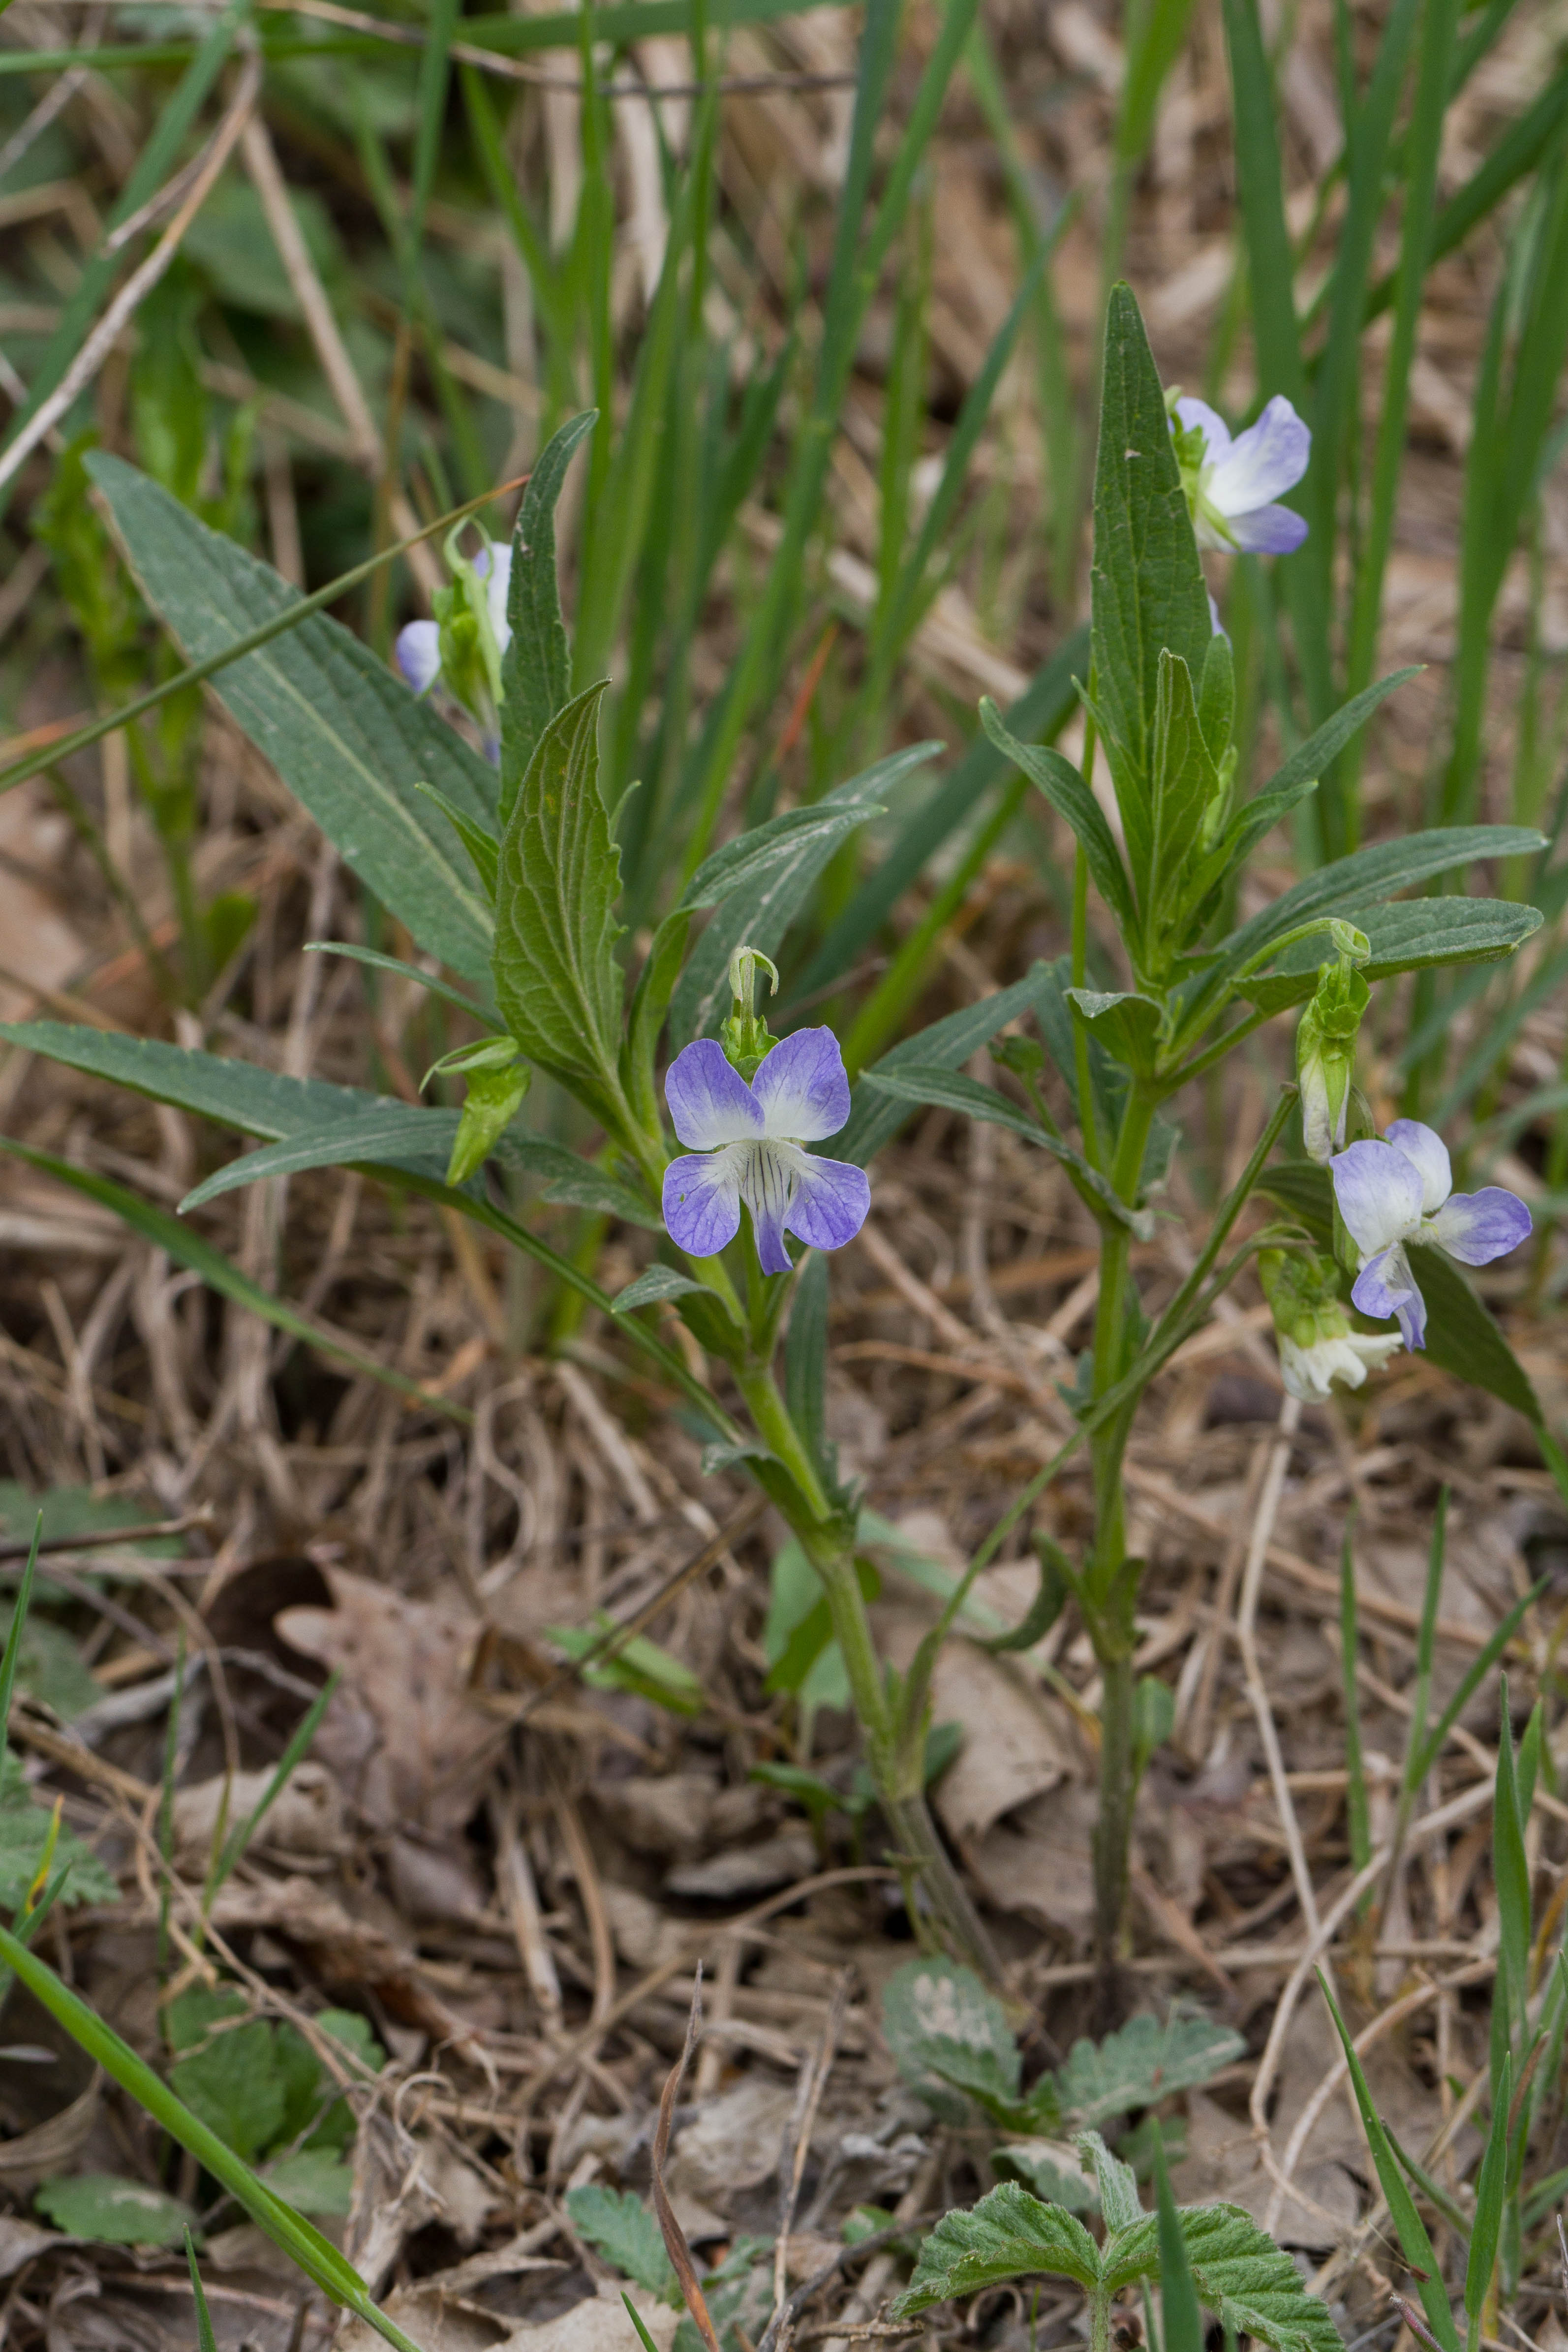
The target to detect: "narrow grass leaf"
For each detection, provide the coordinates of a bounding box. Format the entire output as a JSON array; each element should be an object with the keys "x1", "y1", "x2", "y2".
[{"x1": 1316, "y1": 1971, "x2": 1461, "y2": 2352}]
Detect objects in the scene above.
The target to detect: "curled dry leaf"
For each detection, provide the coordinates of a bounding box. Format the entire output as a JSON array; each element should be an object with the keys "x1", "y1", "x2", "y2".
[{"x1": 276, "y1": 1569, "x2": 498, "y2": 1834}]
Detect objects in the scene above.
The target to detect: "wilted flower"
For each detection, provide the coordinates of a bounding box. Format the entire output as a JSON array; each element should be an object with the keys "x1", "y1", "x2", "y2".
[
  {"x1": 1330, "y1": 1121, "x2": 1532, "y2": 1350},
  {"x1": 1170, "y1": 394, "x2": 1310, "y2": 555},
  {"x1": 663, "y1": 1031, "x2": 870, "y2": 1275},
  {"x1": 395, "y1": 538, "x2": 512, "y2": 758},
  {"x1": 1259, "y1": 1247, "x2": 1402, "y2": 1403}
]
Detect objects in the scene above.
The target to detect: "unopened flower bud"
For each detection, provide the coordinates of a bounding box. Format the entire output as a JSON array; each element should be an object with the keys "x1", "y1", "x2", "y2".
[
  {"x1": 721, "y1": 945, "x2": 781, "y2": 1082},
  {"x1": 1296, "y1": 958, "x2": 1369, "y2": 1164}
]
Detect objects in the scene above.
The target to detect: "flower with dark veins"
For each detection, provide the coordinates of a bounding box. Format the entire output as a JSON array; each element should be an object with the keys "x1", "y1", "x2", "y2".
[
  {"x1": 1331, "y1": 1120, "x2": 1532, "y2": 1349},
  {"x1": 662, "y1": 1030, "x2": 870, "y2": 1275}
]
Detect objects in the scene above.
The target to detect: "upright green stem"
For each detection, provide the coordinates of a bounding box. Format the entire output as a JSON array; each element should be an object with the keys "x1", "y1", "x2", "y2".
[
  {"x1": 1082, "y1": 1083, "x2": 1156, "y2": 1971},
  {"x1": 737, "y1": 1362, "x2": 1000, "y2": 1981}
]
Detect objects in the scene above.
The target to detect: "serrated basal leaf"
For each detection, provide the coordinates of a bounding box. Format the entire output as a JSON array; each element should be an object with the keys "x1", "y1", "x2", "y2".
[
  {"x1": 1073, "y1": 2130, "x2": 1140, "y2": 2231},
  {"x1": 35, "y1": 2174, "x2": 194, "y2": 2248},
  {"x1": 1101, "y1": 2202, "x2": 1343, "y2": 2352},
  {"x1": 500, "y1": 410, "x2": 595, "y2": 820},
  {"x1": 994, "y1": 2142, "x2": 1095, "y2": 2212},
  {"x1": 891, "y1": 2183, "x2": 1103, "y2": 2315},
  {"x1": 493, "y1": 680, "x2": 627, "y2": 1127},
  {"x1": 881, "y1": 1957, "x2": 1023, "y2": 2127},
  {"x1": 565, "y1": 2183, "x2": 679, "y2": 2302},
  {"x1": 1058, "y1": 2011, "x2": 1245, "y2": 2128}
]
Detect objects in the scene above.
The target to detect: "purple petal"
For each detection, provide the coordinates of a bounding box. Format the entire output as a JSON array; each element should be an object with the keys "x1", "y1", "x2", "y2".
[
  {"x1": 1430, "y1": 1187, "x2": 1532, "y2": 1267},
  {"x1": 1174, "y1": 396, "x2": 1232, "y2": 461},
  {"x1": 1384, "y1": 1118, "x2": 1451, "y2": 1214},
  {"x1": 1226, "y1": 502, "x2": 1309, "y2": 555},
  {"x1": 752, "y1": 1026, "x2": 851, "y2": 1142},
  {"x1": 395, "y1": 620, "x2": 441, "y2": 696},
  {"x1": 1209, "y1": 394, "x2": 1311, "y2": 512},
  {"x1": 1332, "y1": 1139, "x2": 1424, "y2": 1259},
  {"x1": 663, "y1": 1147, "x2": 742, "y2": 1258},
  {"x1": 740, "y1": 1142, "x2": 797, "y2": 1276},
  {"x1": 665, "y1": 1040, "x2": 763, "y2": 1150},
  {"x1": 1352, "y1": 1242, "x2": 1427, "y2": 1350},
  {"x1": 787, "y1": 1153, "x2": 870, "y2": 1254}
]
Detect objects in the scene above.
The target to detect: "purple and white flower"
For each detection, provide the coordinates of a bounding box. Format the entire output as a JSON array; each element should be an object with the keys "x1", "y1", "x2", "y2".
[
  {"x1": 1173, "y1": 394, "x2": 1310, "y2": 556},
  {"x1": 1330, "y1": 1120, "x2": 1532, "y2": 1350},
  {"x1": 395, "y1": 539, "x2": 513, "y2": 702},
  {"x1": 662, "y1": 1030, "x2": 870, "y2": 1276},
  {"x1": 1278, "y1": 1325, "x2": 1403, "y2": 1405}
]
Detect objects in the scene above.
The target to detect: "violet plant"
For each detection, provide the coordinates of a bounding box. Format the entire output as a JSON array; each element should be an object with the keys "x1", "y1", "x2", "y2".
[{"x1": 0, "y1": 288, "x2": 1548, "y2": 1988}]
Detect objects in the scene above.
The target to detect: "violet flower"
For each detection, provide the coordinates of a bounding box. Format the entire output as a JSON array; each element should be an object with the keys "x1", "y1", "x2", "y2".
[
  {"x1": 395, "y1": 540, "x2": 512, "y2": 704},
  {"x1": 662, "y1": 1030, "x2": 870, "y2": 1275},
  {"x1": 1330, "y1": 1120, "x2": 1532, "y2": 1350},
  {"x1": 1173, "y1": 394, "x2": 1310, "y2": 555}
]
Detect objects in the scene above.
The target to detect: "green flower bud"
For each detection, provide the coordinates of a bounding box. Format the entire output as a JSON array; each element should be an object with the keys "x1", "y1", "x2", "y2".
[
  {"x1": 1296, "y1": 957, "x2": 1369, "y2": 1164},
  {"x1": 441, "y1": 1041, "x2": 531, "y2": 1184},
  {"x1": 720, "y1": 945, "x2": 781, "y2": 1081}
]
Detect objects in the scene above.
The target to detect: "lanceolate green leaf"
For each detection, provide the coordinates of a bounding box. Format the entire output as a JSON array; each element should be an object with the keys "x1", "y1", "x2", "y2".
[
  {"x1": 839, "y1": 966, "x2": 1057, "y2": 1167},
  {"x1": 1407, "y1": 1244, "x2": 1540, "y2": 1424},
  {"x1": 179, "y1": 1106, "x2": 465, "y2": 1210},
  {"x1": 862, "y1": 1065, "x2": 1150, "y2": 1232},
  {"x1": 1213, "y1": 826, "x2": 1546, "y2": 984},
  {"x1": 1090, "y1": 286, "x2": 1213, "y2": 798},
  {"x1": 671, "y1": 745, "x2": 931, "y2": 1046},
  {"x1": 979, "y1": 700, "x2": 1134, "y2": 929},
  {"x1": 0, "y1": 1135, "x2": 472, "y2": 1423},
  {"x1": 891, "y1": 2183, "x2": 1103, "y2": 2313},
  {"x1": 2, "y1": 1022, "x2": 391, "y2": 1143},
  {"x1": 1237, "y1": 900, "x2": 1544, "y2": 1009},
  {"x1": 493, "y1": 681, "x2": 628, "y2": 1124},
  {"x1": 500, "y1": 410, "x2": 595, "y2": 819},
  {"x1": 83, "y1": 455, "x2": 497, "y2": 983},
  {"x1": 680, "y1": 802, "x2": 888, "y2": 914}
]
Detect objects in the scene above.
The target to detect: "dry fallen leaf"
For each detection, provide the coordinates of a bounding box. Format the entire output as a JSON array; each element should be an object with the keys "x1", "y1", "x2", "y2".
[{"x1": 276, "y1": 1569, "x2": 496, "y2": 1833}]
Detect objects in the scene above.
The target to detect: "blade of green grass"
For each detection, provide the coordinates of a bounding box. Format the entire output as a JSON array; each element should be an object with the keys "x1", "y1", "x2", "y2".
[
  {"x1": 0, "y1": 1926, "x2": 425, "y2": 2352},
  {"x1": 1317, "y1": 1970, "x2": 1462, "y2": 2352}
]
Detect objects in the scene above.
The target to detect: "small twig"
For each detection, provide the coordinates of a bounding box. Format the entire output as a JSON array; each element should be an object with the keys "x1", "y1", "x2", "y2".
[
  {"x1": 753, "y1": 2217, "x2": 944, "y2": 2352},
  {"x1": 652, "y1": 1972, "x2": 727, "y2": 2352},
  {"x1": 0, "y1": 1510, "x2": 212, "y2": 1564},
  {"x1": 772, "y1": 1972, "x2": 852, "y2": 2321}
]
